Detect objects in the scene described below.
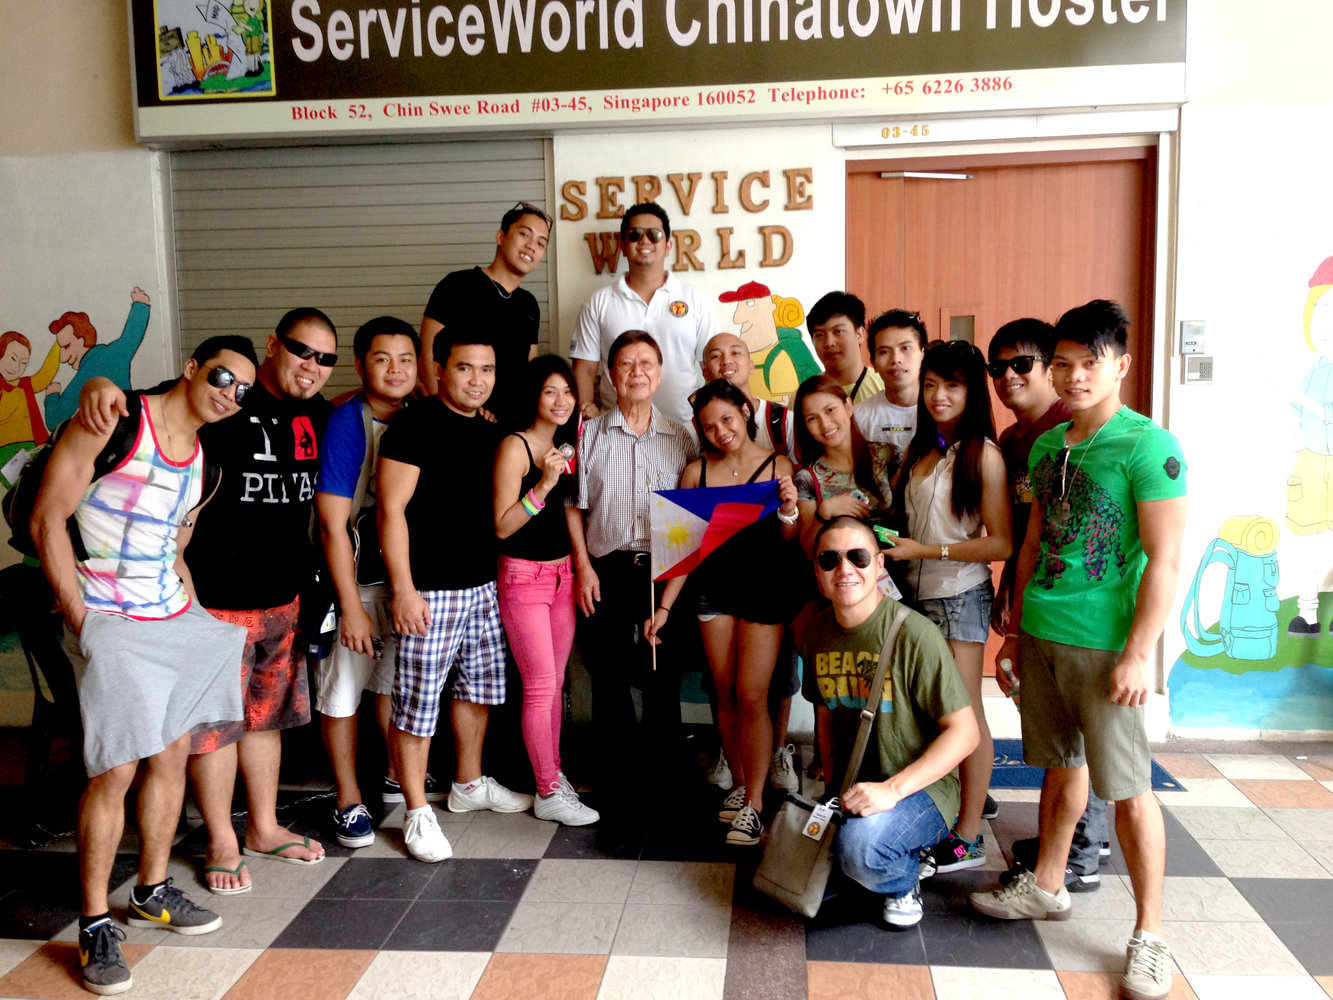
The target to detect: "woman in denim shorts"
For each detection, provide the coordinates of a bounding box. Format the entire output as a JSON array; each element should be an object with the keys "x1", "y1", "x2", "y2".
[{"x1": 886, "y1": 341, "x2": 1013, "y2": 875}]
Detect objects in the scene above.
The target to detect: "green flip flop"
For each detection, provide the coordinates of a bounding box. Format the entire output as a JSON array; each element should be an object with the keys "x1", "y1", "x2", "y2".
[
  {"x1": 203, "y1": 859, "x2": 252, "y2": 895},
  {"x1": 242, "y1": 834, "x2": 326, "y2": 865}
]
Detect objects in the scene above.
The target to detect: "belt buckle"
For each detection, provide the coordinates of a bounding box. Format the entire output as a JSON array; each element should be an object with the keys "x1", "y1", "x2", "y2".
[{"x1": 632, "y1": 551, "x2": 650, "y2": 567}]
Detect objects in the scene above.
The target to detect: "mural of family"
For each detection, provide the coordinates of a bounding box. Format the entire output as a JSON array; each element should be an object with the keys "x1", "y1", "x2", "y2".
[
  {"x1": 0, "y1": 288, "x2": 150, "y2": 489},
  {"x1": 1171, "y1": 256, "x2": 1333, "y2": 731}
]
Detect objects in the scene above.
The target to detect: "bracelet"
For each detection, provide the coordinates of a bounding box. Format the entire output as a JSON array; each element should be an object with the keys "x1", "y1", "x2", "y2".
[
  {"x1": 520, "y1": 489, "x2": 545, "y2": 516},
  {"x1": 776, "y1": 506, "x2": 799, "y2": 525},
  {"x1": 1005, "y1": 633, "x2": 1019, "y2": 640},
  {"x1": 814, "y1": 506, "x2": 830, "y2": 524},
  {"x1": 939, "y1": 544, "x2": 949, "y2": 561},
  {"x1": 657, "y1": 604, "x2": 672, "y2": 613}
]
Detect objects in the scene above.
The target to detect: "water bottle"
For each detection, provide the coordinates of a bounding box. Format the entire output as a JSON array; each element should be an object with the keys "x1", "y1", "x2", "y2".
[{"x1": 998, "y1": 657, "x2": 1021, "y2": 711}]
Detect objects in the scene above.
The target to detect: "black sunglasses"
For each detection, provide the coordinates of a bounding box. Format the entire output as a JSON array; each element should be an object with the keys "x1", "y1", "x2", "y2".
[
  {"x1": 987, "y1": 355, "x2": 1039, "y2": 378},
  {"x1": 205, "y1": 365, "x2": 252, "y2": 403},
  {"x1": 624, "y1": 227, "x2": 666, "y2": 244},
  {"x1": 277, "y1": 332, "x2": 337, "y2": 368},
  {"x1": 816, "y1": 548, "x2": 875, "y2": 571}
]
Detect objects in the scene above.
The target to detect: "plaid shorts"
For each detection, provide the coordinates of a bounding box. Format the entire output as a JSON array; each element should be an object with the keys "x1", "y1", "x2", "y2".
[
  {"x1": 393, "y1": 583, "x2": 507, "y2": 737},
  {"x1": 190, "y1": 596, "x2": 308, "y2": 755}
]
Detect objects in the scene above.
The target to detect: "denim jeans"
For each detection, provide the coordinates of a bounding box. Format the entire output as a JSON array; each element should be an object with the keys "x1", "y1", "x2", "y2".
[
  {"x1": 1071, "y1": 789, "x2": 1110, "y2": 874},
  {"x1": 834, "y1": 789, "x2": 950, "y2": 898}
]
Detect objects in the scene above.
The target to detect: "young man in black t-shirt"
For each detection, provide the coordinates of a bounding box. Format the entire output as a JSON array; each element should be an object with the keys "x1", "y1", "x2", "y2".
[
  {"x1": 418, "y1": 202, "x2": 551, "y2": 428},
  {"x1": 378, "y1": 335, "x2": 533, "y2": 863}
]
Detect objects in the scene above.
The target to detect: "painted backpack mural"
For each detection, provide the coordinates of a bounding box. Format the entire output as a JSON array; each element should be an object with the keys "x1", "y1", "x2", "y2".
[{"x1": 1169, "y1": 259, "x2": 1333, "y2": 732}]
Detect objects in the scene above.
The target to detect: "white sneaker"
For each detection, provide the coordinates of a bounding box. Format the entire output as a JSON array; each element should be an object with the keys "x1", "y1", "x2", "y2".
[
  {"x1": 1121, "y1": 932, "x2": 1172, "y2": 1000},
  {"x1": 705, "y1": 750, "x2": 732, "y2": 787},
  {"x1": 768, "y1": 744, "x2": 800, "y2": 794},
  {"x1": 403, "y1": 806, "x2": 451, "y2": 863},
  {"x1": 882, "y1": 885, "x2": 923, "y2": 929},
  {"x1": 447, "y1": 776, "x2": 535, "y2": 814},
  {"x1": 534, "y1": 783, "x2": 600, "y2": 826}
]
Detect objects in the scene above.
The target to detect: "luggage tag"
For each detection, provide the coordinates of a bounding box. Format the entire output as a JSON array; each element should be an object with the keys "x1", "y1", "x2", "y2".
[{"x1": 803, "y1": 800, "x2": 836, "y2": 841}]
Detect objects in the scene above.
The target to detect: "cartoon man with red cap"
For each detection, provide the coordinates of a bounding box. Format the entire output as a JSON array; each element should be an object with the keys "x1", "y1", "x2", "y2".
[
  {"x1": 718, "y1": 280, "x2": 819, "y2": 405},
  {"x1": 1286, "y1": 256, "x2": 1333, "y2": 636}
]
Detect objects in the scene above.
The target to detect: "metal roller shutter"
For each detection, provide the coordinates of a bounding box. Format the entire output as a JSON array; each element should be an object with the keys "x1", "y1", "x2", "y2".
[{"x1": 169, "y1": 139, "x2": 551, "y2": 396}]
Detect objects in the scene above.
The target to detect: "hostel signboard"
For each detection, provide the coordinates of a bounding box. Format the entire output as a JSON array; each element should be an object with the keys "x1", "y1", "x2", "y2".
[{"x1": 131, "y1": 0, "x2": 1187, "y2": 144}]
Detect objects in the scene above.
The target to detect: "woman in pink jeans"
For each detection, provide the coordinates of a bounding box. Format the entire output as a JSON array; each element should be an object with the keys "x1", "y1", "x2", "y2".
[{"x1": 493, "y1": 356, "x2": 599, "y2": 826}]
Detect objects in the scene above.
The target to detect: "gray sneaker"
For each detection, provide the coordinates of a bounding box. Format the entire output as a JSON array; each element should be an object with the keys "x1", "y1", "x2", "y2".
[
  {"x1": 127, "y1": 879, "x2": 222, "y2": 935},
  {"x1": 718, "y1": 785, "x2": 747, "y2": 823},
  {"x1": 79, "y1": 918, "x2": 132, "y2": 995},
  {"x1": 969, "y1": 869, "x2": 1072, "y2": 921},
  {"x1": 882, "y1": 884, "x2": 923, "y2": 929},
  {"x1": 768, "y1": 744, "x2": 800, "y2": 794},
  {"x1": 1121, "y1": 933, "x2": 1172, "y2": 1000}
]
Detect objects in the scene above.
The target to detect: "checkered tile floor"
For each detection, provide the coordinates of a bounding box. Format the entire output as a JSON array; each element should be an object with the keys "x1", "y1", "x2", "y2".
[{"x1": 2, "y1": 743, "x2": 1332, "y2": 1000}]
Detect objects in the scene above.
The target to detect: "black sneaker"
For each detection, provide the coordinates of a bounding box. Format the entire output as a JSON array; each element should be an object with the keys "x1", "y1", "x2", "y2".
[
  {"x1": 1000, "y1": 862, "x2": 1100, "y2": 893},
  {"x1": 725, "y1": 804, "x2": 764, "y2": 846},
  {"x1": 79, "y1": 918, "x2": 132, "y2": 995},
  {"x1": 981, "y1": 794, "x2": 999, "y2": 820},
  {"x1": 918, "y1": 832, "x2": 985, "y2": 878},
  {"x1": 1013, "y1": 835, "x2": 1107, "y2": 874},
  {"x1": 128, "y1": 878, "x2": 222, "y2": 935},
  {"x1": 383, "y1": 773, "x2": 446, "y2": 805}
]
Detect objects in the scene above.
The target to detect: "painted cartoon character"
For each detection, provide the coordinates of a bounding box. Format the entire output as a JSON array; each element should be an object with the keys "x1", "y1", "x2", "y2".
[
  {"x1": 0, "y1": 331, "x2": 61, "y2": 485},
  {"x1": 1286, "y1": 256, "x2": 1333, "y2": 636},
  {"x1": 717, "y1": 280, "x2": 820, "y2": 405},
  {"x1": 231, "y1": 0, "x2": 266, "y2": 76},
  {"x1": 43, "y1": 287, "x2": 151, "y2": 430}
]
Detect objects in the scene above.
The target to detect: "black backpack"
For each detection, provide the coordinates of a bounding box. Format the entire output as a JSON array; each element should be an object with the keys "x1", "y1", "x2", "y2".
[{"x1": 3, "y1": 392, "x2": 220, "y2": 560}]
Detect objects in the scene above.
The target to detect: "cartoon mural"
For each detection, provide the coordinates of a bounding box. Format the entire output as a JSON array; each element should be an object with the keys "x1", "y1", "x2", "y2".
[
  {"x1": 155, "y1": 0, "x2": 274, "y2": 99},
  {"x1": 717, "y1": 280, "x2": 820, "y2": 405},
  {"x1": 43, "y1": 288, "x2": 151, "y2": 431},
  {"x1": 1170, "y1": 259, "x2": 1333, "y2": 733},
  {"x1": 0, "y1": 333, "x2": 60, "y2": 486}
]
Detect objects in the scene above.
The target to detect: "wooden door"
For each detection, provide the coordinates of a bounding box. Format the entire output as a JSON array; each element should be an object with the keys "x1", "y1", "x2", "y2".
[{"x1": 847, "y1": 148, "x2": 1157, "y2": 420}]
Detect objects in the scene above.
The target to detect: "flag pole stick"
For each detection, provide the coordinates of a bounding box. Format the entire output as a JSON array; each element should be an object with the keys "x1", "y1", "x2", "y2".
[{"x1": 649, "y1": 570, "x2": 657, "y2": 672}]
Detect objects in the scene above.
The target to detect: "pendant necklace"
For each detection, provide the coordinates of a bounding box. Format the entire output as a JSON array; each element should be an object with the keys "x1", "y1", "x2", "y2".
[{"x1": 1059, "y1": 416, "x2": 1111, "y2": 519}]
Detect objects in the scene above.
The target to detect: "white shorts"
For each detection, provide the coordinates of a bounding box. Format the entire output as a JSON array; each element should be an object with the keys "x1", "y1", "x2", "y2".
[{"x1": 314, "y1": 584, "x2": 398, "y2": 718}]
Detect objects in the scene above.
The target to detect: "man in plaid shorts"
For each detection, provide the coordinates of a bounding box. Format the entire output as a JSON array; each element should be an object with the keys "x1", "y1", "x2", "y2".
[{"x1": 378, "y1": 333, "x2": 533, "y2": 863}]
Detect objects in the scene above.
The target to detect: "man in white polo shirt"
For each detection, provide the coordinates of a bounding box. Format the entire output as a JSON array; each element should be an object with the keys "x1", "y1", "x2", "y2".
[{"x1": 571, "y1": 202, "x2": 720, "y2": 424}]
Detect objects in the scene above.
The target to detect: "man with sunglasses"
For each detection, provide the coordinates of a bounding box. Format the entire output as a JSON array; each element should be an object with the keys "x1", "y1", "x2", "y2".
[
  {"x1": 795, "y1": 516, "x2": 977, "y2": 930},
  {"x1": 571, "y1": 202, "x2": 720, "y2": 424},
  {"x1": 84, "y1": 308, "x2": 341, "y2": 889},
  {"x1": 986, "y1": 320, "x2": 1107, "y2": 893},
  {"x1": 33, "y1": 336, "x2": 257, "y2": 995},
  {"x1": 854, "y1": 309, "x2": 926, "y2": 460},
  {"x1": 970, "y1": 301, "x2": 1187, "y2": 1000},
  {"x1": 420, "y1": 202, "x2": 549, "y2": 428}
]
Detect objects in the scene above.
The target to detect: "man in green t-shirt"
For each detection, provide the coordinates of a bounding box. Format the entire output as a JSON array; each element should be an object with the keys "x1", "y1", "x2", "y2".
[
  {"x1": 795, "y1": 516, "x2": 977, "y2": 930},
  {"x1": 970, "y1": 301, "x2": 1187, "y2": 1000}
]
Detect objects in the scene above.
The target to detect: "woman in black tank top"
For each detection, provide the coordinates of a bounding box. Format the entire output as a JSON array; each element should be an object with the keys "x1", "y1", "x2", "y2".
[
  {"x1": 646, "y1": 380, "x2": 801, "y2": 847},
  {"x1": 493, "y1": 356, "x2": 599, "y2": 828}
]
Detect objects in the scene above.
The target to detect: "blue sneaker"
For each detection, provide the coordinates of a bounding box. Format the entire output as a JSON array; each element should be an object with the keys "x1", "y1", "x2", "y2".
[{"x1": 334, "y1": 802, "x2": 375, "y2": 848}]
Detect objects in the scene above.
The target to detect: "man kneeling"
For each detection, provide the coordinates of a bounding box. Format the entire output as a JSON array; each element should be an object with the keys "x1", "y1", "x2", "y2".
[
  {"x1": 31, "y1": 337, "x2": 255, "y2": 994},
  {"x1": 795, "y1": 516, "x2": 977, "y2": 928}
]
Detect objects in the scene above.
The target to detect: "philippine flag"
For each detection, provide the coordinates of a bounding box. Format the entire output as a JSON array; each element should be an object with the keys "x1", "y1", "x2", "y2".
[{"x1": 650, "y1": 480, "x2": 781, "y2": 581}]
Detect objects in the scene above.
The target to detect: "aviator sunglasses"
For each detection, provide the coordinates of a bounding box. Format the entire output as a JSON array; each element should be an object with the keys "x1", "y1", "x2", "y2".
[
  {"x1": 205, "y1": 365, "x2": 252, "y2": 403},
  {"x1": 986, "y1": 355, "x2": 1038, "y2": 378},
  {"x1": 815, "y1": 547, "x2": 875, "y2": 571},
  {"x1": 624, "y1": 226, "x2": 666, "y2": 244},
  {"x1": 277, "y1": 332, "x2": 338, "y2": 368}
]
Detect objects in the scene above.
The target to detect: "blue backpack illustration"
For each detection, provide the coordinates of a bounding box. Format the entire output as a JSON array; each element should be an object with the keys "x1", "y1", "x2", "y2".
[{"x1": 1180, "y1": 516, "x2": 1280, "y2": 661}]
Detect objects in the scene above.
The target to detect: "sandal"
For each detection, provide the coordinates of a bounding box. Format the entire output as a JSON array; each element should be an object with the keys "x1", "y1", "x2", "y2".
[
  {"x1": 242, "y1": 834, "x2": 325, "y2": 866},
  {"x1": 203, "y1": 859, "x2": 252, "y2": 895}
]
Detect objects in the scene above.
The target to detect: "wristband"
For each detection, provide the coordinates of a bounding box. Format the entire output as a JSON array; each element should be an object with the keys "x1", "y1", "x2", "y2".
[
  {"x1": 521, "y1": 489, "x2": 546, "y2": 516},
  {"x1": 657, "y1": 604, "x2": 672, "y2": 613},
  {"x1": 776, "y1": 507, "x2": 799, "y2": 525},
  {"x1": 814, "y1": 506, "x2": 830, "y2": 524}
]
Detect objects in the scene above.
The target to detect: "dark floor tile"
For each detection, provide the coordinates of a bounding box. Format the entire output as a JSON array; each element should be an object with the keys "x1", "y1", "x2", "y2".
[
  {"x1": 803, "y1": 884, "x2": 929, "y2": 965},
  {"x1": 382, "y1": 899, "x2": 517, "y2": 951},
  {"x1": 0, "y1": 852, "x2": 138, "y2": 939},
  {"x1": 919, "y1": 868, "x2": 1000, "y2": 914},
  {"x1": 725, "y1": 900, "x2": 808, "y2": 1000},
  {"x1": 317, "y1": 856, "x2": 439, "y2": 899},
  {"x1": 420, "y1": 859, "x2": 535, "y2": 901},
  {"x1": 1246, "y1": 920, "x2": 1333, "y2": 976},
  {"x1": 543, "y1": 822, "x2": 644, "y2": 860},
  {"x1": 921, "y1": 911, "x2": 1052, "y2": 969},
  {"x1": 271, "y1": 897, "x2": 411, "y2": 950},
  {"x1": 1234, "y1": 877, "x2": 1333, "y2": 922}
]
